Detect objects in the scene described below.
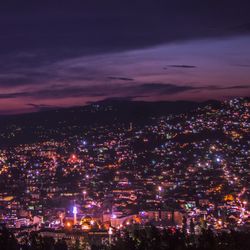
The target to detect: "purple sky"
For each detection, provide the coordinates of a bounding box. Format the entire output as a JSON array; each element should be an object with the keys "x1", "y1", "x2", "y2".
[{"x1": 0, "y1": 1, "x2": 250, "y2": 114}]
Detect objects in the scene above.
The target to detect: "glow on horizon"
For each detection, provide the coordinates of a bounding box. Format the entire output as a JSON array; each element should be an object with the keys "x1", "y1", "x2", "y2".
[{"x1": 0, "y1": 36, "x2": 250, "y2": 114}]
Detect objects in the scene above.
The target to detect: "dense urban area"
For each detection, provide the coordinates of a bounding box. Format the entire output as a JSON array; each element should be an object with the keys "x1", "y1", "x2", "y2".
[{"x1": 0, "y1": 98, "x2": 249, "y2": 249}]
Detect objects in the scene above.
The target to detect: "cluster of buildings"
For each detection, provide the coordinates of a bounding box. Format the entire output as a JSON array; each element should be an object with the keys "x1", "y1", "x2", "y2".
[{"x1": 0, "y1": 98, "x2": 249, "y2": 245}]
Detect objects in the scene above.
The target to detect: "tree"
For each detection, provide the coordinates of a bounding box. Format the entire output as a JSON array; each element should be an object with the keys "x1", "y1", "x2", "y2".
[
  {"x1": 182, "y1": 216, "x2": 187, "y2": 234},
  {"x1": 0, "y1": 225, "x2": 19, "y2": 250},
  {"x1": 55, "y1": 239, "x2": 68, "y2": 250},
  {"x1": 190, "y1": 218, "x2": 195, "y2": 235}
]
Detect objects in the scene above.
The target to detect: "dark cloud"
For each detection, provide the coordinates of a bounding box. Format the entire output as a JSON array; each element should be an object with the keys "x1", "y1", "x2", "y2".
[
  {"x1": 0, "y1": 77, "x2": 32, "y2": 86},
  {"x1": 203, "y1": 84, "x2": 250, "y2": 90},
  {"x1": 220, "y1": 85, "x2": 250, "y2": 90},
  {"x1": 1, "y1": 83, "x2": 249, "y2": 101},
  {"x1": 0, "y1": 92, "x2": 29, "y2": 99},
  {"x1": 27, "y1": 103, "x2": 59, "y2": 112},
  {"x1": 168, "y1": 65, "x2": 197, "y2": 69},
  {"x1": 135, "y1": 83, "x2": 195, "y2": 95},
  {"x1": 108, "y1": 77, "x2": 134, "y2": 81},
  {"x1": 232, "y1": 22, "x2": 250, "y2": 32},
  {"x1": 0, "y1": 74, "x2": 48, "y2": 87},
  {"x1": 87, "y1": 96, "x2": 134, "y2": 104},
  {"x1": 236, "y1": 64, "x2": 250, "y2": 68},
  {"x1": 0, "y1": 83, "x2": 197, "y2": 100},
  {"x1": 1, "y1": 0, "x2": 250, "y2": 60}
]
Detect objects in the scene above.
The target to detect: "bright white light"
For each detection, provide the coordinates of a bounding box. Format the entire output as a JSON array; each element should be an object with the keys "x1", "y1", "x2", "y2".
[
  {"x1": 73, "y1": 206, "x2": 77, "y2": 214},
  {"x1": 108, "y1": 227, "x2": 113, "y2": 235}
]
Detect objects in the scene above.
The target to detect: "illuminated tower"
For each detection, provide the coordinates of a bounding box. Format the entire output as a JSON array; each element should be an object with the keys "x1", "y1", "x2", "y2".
[
  {"x1": 73, "y1": 206, "x2": 77, "y2": 225},
  {"x1": 128, "y1": 122, "x2": 133, "y2": 131}
]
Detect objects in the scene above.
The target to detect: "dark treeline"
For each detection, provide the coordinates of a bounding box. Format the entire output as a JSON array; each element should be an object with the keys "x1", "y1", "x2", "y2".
[
  {"x1": 0, "y1": 226, "x2": 67, "y2": 250},
  {"x1": 103, "y1": 227, "x2": 250, "y2": 250},
  {"x1": 1, "y1": 225, "x2": 250, "y2": 250}
]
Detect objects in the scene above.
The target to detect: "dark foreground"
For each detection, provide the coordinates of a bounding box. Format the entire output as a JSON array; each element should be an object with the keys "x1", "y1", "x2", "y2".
[{"x1": 1, "y1": 225, "x2": 250, "y2": 250}]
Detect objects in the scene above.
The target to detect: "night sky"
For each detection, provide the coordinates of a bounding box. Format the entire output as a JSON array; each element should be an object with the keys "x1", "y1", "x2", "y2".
[{"x1": 1, "y1": 0, "x2": 250, "y2": 114}]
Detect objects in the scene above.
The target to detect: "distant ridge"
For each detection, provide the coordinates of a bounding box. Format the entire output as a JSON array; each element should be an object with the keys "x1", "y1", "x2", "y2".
[{"x1": 0, "y1": 99, "x2": 227, "y2": 147}]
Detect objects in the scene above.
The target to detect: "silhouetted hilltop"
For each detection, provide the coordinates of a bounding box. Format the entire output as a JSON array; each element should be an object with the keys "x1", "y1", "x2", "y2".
[{"x1": 0, "y1": 99, "x2": 222, "y2": 147}]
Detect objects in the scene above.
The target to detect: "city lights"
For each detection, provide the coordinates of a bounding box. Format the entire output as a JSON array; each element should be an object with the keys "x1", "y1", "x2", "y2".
[
  {"x1": 1, "y1": 0, "x2": 250, "y2": 247},
  {"x1": 0, "y1": 97, "x2": 249, "y2": 247}
]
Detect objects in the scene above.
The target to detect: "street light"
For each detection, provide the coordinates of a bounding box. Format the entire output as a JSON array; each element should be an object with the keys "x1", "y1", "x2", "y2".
[
  {"x1": 83, "y1": 190, "x2": 87, "y2": 200},
  {"x1": 158, "y1": 186, "x2": 163, "y2": 197}
]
